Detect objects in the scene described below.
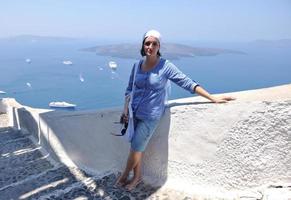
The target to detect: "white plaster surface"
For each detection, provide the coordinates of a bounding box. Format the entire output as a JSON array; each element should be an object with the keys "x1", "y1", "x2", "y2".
[
  {"x1": 163, "y1": 100, "x2": 291, "y2": 194},
  {"x1": 1, "y1": 84, "x2": 291, "y2": 198},
  {"x1": 0, "y1": 113, "x2": 8, "y2": 127}
]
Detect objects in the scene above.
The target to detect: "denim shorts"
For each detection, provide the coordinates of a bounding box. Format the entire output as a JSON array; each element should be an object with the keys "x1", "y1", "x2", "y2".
[{"x1": 131, "y1": 117, "x2": 160, "y2": 152}]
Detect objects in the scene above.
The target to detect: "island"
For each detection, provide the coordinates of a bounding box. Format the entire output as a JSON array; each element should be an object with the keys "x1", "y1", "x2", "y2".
[{"x1": 81, "y1": 43, "x2": 246, "y2": 60}]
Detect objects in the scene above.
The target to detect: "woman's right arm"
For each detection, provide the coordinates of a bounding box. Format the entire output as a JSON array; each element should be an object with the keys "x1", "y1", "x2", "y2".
[
  {"x1": 125, "y1": 64, "x2": 135, "y2": 96},
  {"x1": 123, "y1": 95, "x2": 130, "y2": 116},
  {"x1": 122, "y1": 64, "x2": 136, "y2": 121}
]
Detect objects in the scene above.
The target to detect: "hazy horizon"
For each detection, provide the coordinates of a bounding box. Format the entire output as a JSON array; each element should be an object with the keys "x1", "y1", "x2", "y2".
[
  {"x1": 1, "y1": 0, "x2": 291, "y2": 42},
  {"x1": 1, "y1": 34, "x2": 291, "y2": 46}
]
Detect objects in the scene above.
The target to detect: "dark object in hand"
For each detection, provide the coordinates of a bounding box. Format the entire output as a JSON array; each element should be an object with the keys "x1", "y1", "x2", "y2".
[
  {"x1": 119, "y1": 114, "x2": 128, "y2": 136},
  {"x1": 120, "y1": 114, "x2": 128, "y2": 124}
]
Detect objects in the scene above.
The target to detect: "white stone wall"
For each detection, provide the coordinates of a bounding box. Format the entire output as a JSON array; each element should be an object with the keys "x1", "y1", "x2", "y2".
[{"x1": 1, "y1": 84, "x2": 290, "y2": 196}]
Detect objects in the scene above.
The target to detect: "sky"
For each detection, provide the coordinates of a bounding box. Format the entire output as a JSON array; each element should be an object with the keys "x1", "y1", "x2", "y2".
[{"x1": 1, "y1": 0, "x2": 291, "y2": 42}]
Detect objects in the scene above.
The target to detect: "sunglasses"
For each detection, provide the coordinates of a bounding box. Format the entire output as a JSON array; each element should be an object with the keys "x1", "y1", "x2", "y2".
[
  {"x1": 120, "y1": 122, "x2": 128, "y2": 135},
  {"x1": 111, "y1": 115, "x2": 128, "y2": 136},
  {"x1": 144, "y1": 41, "x2": 158, "y2": 47}
]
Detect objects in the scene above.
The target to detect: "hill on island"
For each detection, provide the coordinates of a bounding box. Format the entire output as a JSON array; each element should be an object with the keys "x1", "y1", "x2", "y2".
[
  {"x1": 81, "y1": 43, "x2": 245, "y2": 60},
  {"x1": 1, "y1": 35, "x2": 79, "y2": 43}
]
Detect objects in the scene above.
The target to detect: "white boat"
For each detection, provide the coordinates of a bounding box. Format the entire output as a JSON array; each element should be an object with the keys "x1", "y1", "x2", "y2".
[
  {"x1": 26, "y1": 82, "x2": 32, "y2": 88},
  {"x1": 25, "y1": 58, "x2": 31, "y2": 63},
  {"x1": 0, "y1": 90, "x2": 6, "y2": 94},
  {"x1": 108, "y1": 61, "x2": 117, "y2": 70},
  {"x1": 79, "y1": 73, "x2": 84, "y2": 82},
  {"x1": 63, "y1": 60, "x2": 73, "y2": 65},
  {"x1": 49, "y1": 101, "x2": 76, "y2": 108}
]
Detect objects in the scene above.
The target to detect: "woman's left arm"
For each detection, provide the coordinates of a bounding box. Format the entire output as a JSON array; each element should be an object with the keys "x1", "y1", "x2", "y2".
[
  {"x1": 164, "y1": 61, "x2": 235, "y2": 103},
  {"x1": 194, "y1": 86, "x2": 236, "y2": 103}
]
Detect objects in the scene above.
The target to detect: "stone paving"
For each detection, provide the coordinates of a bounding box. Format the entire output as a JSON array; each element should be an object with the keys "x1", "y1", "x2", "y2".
[{"x1": 0, "y1": 113, "x2": 198, "y2": 200}]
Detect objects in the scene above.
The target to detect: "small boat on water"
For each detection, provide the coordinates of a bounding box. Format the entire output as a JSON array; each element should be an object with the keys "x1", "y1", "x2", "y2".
[
  {"x1": 25, "y1": 58, "x2": 31, "y2": 63},
  {"x1": 79, "y1": 73, "x2": 84, "y2": 82},
  {"x1": 108, "y1": 61, "x2": 117, "y2": 70},
  {"x1": 49, "y1": 101, "x2": 76, "y2": 108},
  {"x1": 26, "y1": 82, "x2": 32, "y2": 88},
  {"x1": 63, "y1": 60, "x2": 73, "y2": 65},
  {"x1": 0, "y1": 90, "x2": 6, "y2": 94}
]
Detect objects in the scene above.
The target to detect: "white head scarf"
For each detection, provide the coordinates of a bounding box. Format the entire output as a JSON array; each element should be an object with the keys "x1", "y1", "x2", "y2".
[{"x1": 143, "y1": 30, "x2": 161, "y2": 43}]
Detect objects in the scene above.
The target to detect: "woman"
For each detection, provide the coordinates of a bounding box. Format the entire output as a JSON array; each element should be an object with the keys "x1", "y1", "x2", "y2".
[{"x1": 116, "y1": 30, "x2": 235, "y2": 190}]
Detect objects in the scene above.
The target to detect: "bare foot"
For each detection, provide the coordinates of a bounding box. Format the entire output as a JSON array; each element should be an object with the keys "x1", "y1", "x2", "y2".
[
  {"x1": 125, "y1": 178, "x2": 142, "y2": 191},
  {"x1": 115, "y1": 175, "x2": 129, "y2": 187}
]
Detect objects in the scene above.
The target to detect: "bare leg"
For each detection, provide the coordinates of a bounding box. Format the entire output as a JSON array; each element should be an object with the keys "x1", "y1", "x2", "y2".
[
  {"x1": 115, "y1": 149, "x2": 142, "y2": 186},
  {"x1": 125, "y1": 156, "x2": 143, "y2": 190}
]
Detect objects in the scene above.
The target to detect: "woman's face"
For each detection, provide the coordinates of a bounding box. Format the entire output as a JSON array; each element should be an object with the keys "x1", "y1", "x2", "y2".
[{"x1": 143, "y1": 36, "x2": 160, "y2": 57}]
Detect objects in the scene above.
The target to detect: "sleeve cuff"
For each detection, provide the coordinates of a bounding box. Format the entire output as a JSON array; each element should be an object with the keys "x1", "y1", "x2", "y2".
[
  {"x1": 125, "y1": 92, "x2": 131, "y2": 97},
  {"x1": 191, "y1": 84, "x2": 200, "y2": 94}
]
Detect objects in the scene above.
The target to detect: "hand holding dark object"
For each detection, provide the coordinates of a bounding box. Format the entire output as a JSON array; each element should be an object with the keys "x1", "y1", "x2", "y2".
[
  {"x1": 120, "y1": 121, "x2": 128, "y2": 136},
  {"x1": 111, "y1": 95, "x2": 130, "y2": 137},
  {"x1": 120, "y1": 113, "x2": 129, "y2": 124},
  {"x1": 111, "y1": 114, "x2": 129, "y2": 136},
  {"x1": 113, "y1": 113, "x2": 128, "y2": 136}
]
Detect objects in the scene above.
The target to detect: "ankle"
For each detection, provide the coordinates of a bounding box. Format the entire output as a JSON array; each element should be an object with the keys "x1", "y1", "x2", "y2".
[{"x1": 132, "y1": 175, "x2": 142, "y2": 181}]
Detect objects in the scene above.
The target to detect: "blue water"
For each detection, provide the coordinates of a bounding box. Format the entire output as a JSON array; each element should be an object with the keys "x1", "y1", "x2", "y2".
[{"x1": 0, "y1": 40, "x2": 290, "y2": 111}]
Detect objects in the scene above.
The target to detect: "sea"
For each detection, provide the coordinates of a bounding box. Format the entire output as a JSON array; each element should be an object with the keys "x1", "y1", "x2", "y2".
[{"x1": 0, "y1": 38, "x2": 290, "y2": 111}]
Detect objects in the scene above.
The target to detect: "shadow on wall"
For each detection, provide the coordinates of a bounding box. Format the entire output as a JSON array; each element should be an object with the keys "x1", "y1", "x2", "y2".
[
  {"x1": 17, "y1": 107, "x2": 63, "y2": 163},
  {"x1": 18, "y1": 107, "x2": 131, "y2": 171}
]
